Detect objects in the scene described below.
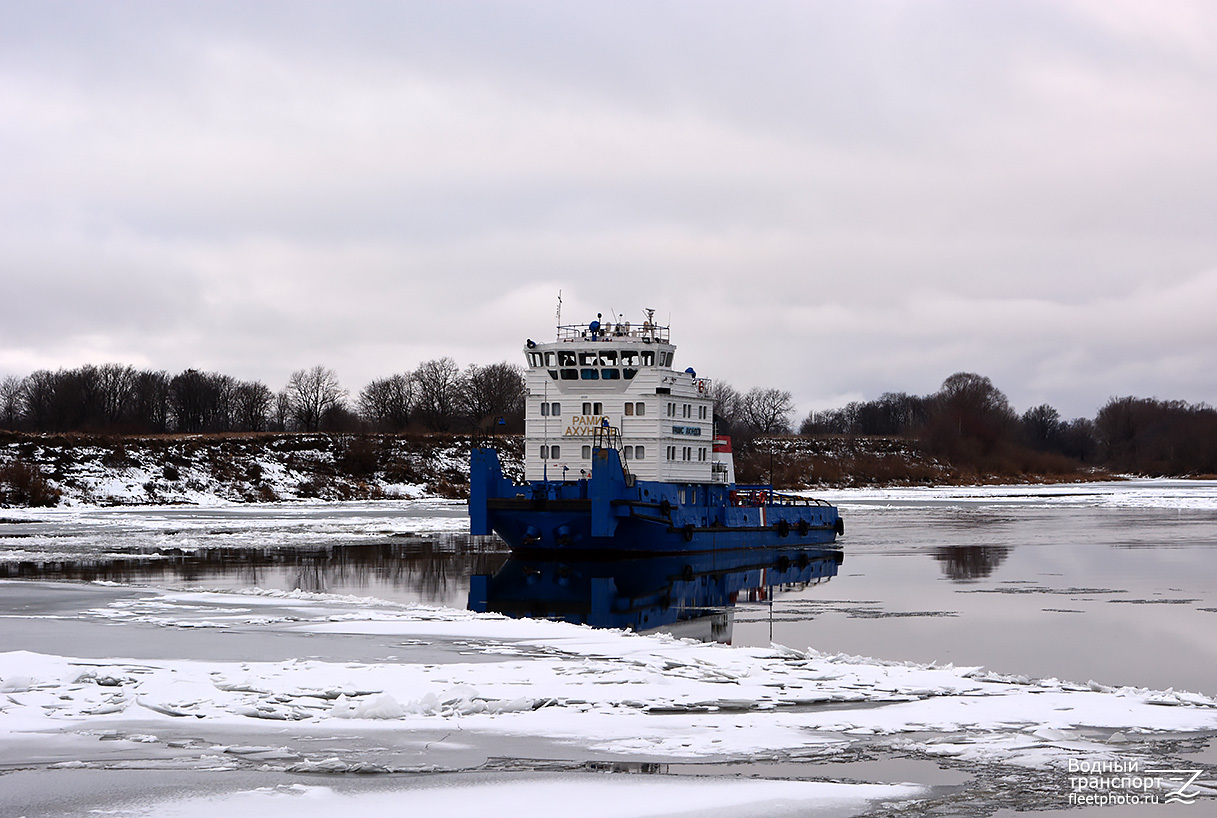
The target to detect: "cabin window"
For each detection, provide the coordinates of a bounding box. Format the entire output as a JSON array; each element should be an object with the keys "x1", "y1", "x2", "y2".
[
  {"x1": 698, "y1": 447, "x2": 707, "y2": 461},
  {"x1": 582, "y1": 445, "x2": 591, "y2": 459},
  {"x1": 679, "y1": 489, "x2": 687, "y2": 504},
  {"x1": 528, "y1": 352, "x2": 541, "y2": 366},
  {"x1": 599, "y1": 350, "x2": 617, "y2": 366},
  {"x1": 619, "y1": 350, "x2": 638, "y2": 366},
  {"x1": 640, "y1": 350, "x2": 655, "y2": 366},
  {"x1": 634, "y1": 445, "x2": 645, "y2": 459},
  {"x1": 666, "y1": 445, "x2": 675, "y2": 461},
  {"x1": 544, "y1": 351, "x2": 556, "y2": 366},
  {"x1": 594, "y1": 402, "x2": 602, "y2": 414},
  {"x1": 578, "y1": 351, "x2": 598, "y2": 366},
  {"x1": 682, "y1": 404, "x2": 691, "y2": 418},
  {"x1": 582, "y1": 402, "x2": 591, "y2": 414},
  {"x1": 580, "y1": 368, "x2": 599, "y2": 380},
  {"x1": 601, "y1": 369, "x2": 620, "y2": 379},
  {"x1": 623, "y1": 446, "x2": 633, "y2": 460},
  {"x1": 560, "y1": 369, "x2": 578, "y2": 380},
  {"x1": 558, "y1": 351, "x2": 576, "y2": 366},
  {"x1": 624, "y1": 403, "x2": 633, "y2": 416},
  {"x1": 666, "y1": 402, "x2": 675, "y2": 417},
  {"x1": 634, "y1": 402, "x2": 645, "y2": 416},
  {"x1": 682, "y1": 446, "x2": 691, "y2": 461},
  {"x1": 541, "y1": 445, "x2": 562, "y2": 459},
  {"x1": 540, "y1": 402, "x2": 549, "y2": 416},
  {"x1": 699, "y1": 405, "x2": 708, "y2": 419},
  {"x1": 663, "y1": 352, "x2": 673, "y2": 366},
  {"x1": 552, "y1": 402, "x2": 561, "y2": 414}
]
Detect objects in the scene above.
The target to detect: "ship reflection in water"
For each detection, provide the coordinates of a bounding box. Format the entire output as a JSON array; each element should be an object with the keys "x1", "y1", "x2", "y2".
[{"x1": 469, "y1": 547, "x2": 844, "y2": 644}]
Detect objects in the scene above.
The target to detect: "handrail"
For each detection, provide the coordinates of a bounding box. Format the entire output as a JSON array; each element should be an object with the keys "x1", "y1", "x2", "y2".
[{"x1": 556, "y1": 322, "x2": 670, "y2": 344}]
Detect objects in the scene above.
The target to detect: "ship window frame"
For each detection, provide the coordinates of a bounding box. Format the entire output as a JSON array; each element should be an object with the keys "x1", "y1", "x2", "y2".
[
  {"x1": 558, "y1": 350, "x2": 576, "y2": 366},
  {"x1": 578, "y1": 351, "x2": 598, "y2": 366},
  {"x1": 544, "y1": 351, "x2": 556, "y2": 366},
  {"x1": 624, "y1": 403, "x2": 634, "y2": 416},
  {"x1": 580, "y1": 368, "x2": 599, "y2": 380},
  {"x1": 623, "y1": 445, "x2": 633, "y2": 460},
  {"x1": 601, "y1": 368, "x2": 620, "y2": 380},
  {"x1": 581, "y1": 445, "x2": 591, "y2": 459},
  {"x1": 560, "y1": 369, "x2": 578, "y2": 380},
  {"x1": 598, "y1": 350, "x2": 617, "y2": 366},
  {"x1": 635, "y1": 445, "x2": 645, "y2": 460},
  {"x1": 635, "y1": 402, "x2": 645, "y2": 416},
  {"x1": 619, "y1": 350, "x2": 638, "y2": 366},
  {"x1": 640, "y1": 350, "x2": 655, "y2": 366}
]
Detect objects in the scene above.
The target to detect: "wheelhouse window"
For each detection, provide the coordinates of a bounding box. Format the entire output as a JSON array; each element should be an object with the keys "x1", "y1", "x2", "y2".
[
  {"x1": 580, "y1": 368, "x2": 599, "y2": 380},
  {"x1": 560, "y1": 369, "x2": 578, "y2": 380},
  {"x1": 558, "y1": 351, "x2": 576, "y2": 366},
  {"x1": 601, "y1": 369, "x2": 620, "y2": 379},
  {"x1": 640, "y1": 350, "x2": 655, "y2": 366}
]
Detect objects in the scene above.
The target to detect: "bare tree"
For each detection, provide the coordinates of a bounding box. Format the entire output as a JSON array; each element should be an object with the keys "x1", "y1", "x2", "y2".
[
  {"x1": 358, "y1": 373, "x2": 413, "y2": 431},
  {"x1": 285, "y1": 366, "x2": 348, "y2": 432},
  {"x1": 463, "y1": 362, "x2": 525, "y2": 430},
  {"x1": 97, "y1": 363, "x2": 137, "y2": 427},
  {"x1": 233, "y1": 380, "x2": 274, "y2": 432},
  {"x1": 413, "y1": 357, "x2": 466, "y2": 431},
  {"x1": 739, "y1": 387, "x2": 795, "y2": 435},
  {"x1": 708, "y1": 380, "x2": 743, "y2": 431},
  {"x1": 129, "y1": 370, "x2": 170, "y2": 432},
  {"x1": 0, "y1": 375, "x2": 24, "y2": 430}
]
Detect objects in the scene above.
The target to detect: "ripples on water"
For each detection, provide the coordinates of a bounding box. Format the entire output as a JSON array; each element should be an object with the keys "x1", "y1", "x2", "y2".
[{"x1": 3, "y1": 480, "x2": 1216, "y2": 692}]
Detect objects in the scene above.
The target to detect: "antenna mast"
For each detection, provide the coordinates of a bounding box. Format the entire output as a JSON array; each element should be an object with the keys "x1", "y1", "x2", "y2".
[{"x1": 555, "y1": 290, "x2": 563, "y2": 330}]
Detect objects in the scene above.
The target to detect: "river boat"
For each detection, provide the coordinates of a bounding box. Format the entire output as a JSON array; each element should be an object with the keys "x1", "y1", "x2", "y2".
[{"x1": 469, "y1": 309, "x2": 843, "y2": 554}]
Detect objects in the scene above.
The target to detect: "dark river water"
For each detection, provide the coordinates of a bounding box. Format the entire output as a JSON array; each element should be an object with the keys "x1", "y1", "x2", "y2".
[{"x1": 3, "y1": 480, "x2": 1216, "y2": 695}]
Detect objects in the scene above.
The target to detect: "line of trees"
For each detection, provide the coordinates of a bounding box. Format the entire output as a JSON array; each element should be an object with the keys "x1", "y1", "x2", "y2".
[
  {"x1": 0, "y1": 359, "x2": 526, "y2": 436},
  {"x1": 2, "y1": 361, "x2": 1213, "y2": 476},
  {"x1": 799, "y1": 372, "x2": 1217, "y2": 476}
]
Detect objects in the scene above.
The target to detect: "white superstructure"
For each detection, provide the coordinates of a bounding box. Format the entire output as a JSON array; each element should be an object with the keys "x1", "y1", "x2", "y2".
[{"x1": 523, "y1": 313, "x2": 718, "y2": 483}]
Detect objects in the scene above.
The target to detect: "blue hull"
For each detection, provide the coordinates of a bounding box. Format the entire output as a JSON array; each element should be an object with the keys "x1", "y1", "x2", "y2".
[{"x1": 470, "y1": 446, "x2": 843, "y2": 554}]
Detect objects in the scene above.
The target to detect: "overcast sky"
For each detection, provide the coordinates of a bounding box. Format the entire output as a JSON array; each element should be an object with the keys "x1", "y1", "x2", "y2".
[{"x1": 3, "y1": 1, "x2": 1216, "y2": 420}]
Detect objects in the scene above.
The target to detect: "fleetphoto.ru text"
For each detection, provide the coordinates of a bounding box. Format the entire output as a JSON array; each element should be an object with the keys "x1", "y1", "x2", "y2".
[{"x1": 1067, "y1": 757, "x2": 1204, "y2": 806}]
